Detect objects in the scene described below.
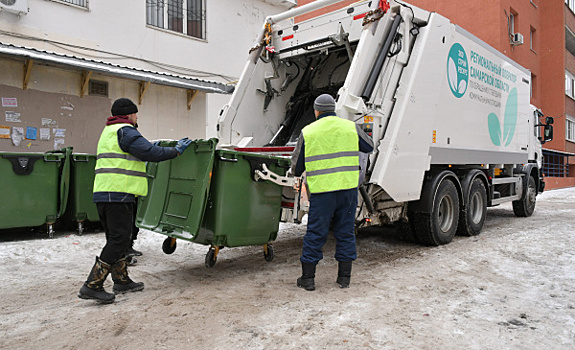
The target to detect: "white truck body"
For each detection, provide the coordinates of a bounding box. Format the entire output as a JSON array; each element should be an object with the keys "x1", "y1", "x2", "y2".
[{"x1": 217, "y1": 0, "x2": 553, "y2": 245}]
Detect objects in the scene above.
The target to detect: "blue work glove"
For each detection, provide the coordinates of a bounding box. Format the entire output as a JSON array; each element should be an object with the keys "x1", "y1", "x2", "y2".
[{"x1": 175, "y1": 137, "x2": 193, "y2": 154}]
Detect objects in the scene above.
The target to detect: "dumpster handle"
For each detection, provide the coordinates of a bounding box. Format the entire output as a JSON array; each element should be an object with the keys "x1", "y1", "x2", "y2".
[
  {"x1": 43, "y1": 155, "x2": 62, "y2": 162},
  {"x1": 218, "y1": 155, "x2": 238, "y2": 163},
  {"x1": 72, "y1": 155, "x2": 90, "y2": 162}
]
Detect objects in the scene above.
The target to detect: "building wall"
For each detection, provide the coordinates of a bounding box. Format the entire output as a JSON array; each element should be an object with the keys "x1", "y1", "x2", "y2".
[
  {"x1": 539, "y1": 1, "x2": 567, "y2": 154},
  {"x1": 0, "y1": 0, "x2": 291, "y2": 153},
  {"x1": 0, "y1": 58, "x2": 206, "y2": 153},
  {"x1": 0, "y1": 0, "x2": 290, "y2": 82}
]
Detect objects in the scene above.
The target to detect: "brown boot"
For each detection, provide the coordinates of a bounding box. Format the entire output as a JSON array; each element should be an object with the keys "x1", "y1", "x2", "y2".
[
  {"x1": 111, "y1": 257, "x2": 145, "y2": 294},
  {"x1": 78, "y1": 257, "x2": 115, "y2": 303}
]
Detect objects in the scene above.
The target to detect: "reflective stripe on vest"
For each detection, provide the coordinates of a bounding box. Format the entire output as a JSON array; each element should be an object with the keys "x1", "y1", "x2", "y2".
[
  {"x1": 302, "y1": 116, "x2": 359, "y2": 193},
  {"x1": 93, "y1": 123, "x2": 148, "y2": 196}
]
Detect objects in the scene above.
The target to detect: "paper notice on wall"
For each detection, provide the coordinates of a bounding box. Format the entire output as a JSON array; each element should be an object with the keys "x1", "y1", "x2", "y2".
[
  {"x1": 40, "y1": 128, "x2": 50, "y2": 141},
  {"x1": 26, "y1": 127, "x2": 37, "y2": 140},
  {"x1": 53, "y1": 128, "x2": 66, "y2": 138},
  {"x1": 0, "y1": 125, "x2": 9, "y2": 139},
  {"x1": 53, "y1": 138, "x2": 65, "y2": 149},
  {"x1": 5, "y1": 111, "x2": 21, "y2": 123},
  {"x1": 12, "y1": 126, "x2": 24, "y2": 146},
  {"x1": 42, "y1": 118, "x2": 57, "y2": 127},
  {"x1": 1, "y1": 98, "x2": 17, "y2": 108}
]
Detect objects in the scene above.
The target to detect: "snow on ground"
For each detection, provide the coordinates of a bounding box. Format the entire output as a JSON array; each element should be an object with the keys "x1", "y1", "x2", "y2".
[{"x1": 0, "y1": 188, "x2": 574, "y2": 349}]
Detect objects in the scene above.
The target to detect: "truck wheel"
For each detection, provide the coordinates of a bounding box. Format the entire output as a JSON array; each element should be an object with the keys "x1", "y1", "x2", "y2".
[
  {"x1": 512, "y1": 176, "x2": 536, "y2": 217},
  {"x1": 457, "y1": 178, "x2": 487, "y2": 236},
  {"x1": 414, "y1": 178, "x2": 459, "y2": 246}
]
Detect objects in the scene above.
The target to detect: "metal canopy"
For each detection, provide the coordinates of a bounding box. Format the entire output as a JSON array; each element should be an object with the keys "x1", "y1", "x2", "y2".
[{"x1": 0, "y1": 42, "x2": 234, "y2": 94}]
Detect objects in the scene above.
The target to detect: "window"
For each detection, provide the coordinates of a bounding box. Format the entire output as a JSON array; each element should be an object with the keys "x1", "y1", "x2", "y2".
[
  {"x1": 567, "y1": 0, "x2": 575, "y2": 13},
  {"x1": 531, "y1": 73, "x2": 536, "y2": 99},
  {"x1": 530, "y1": 26, "x2": 536, "y2": 52},
  {"x1": 51, "y1": 0, "x2": 88, "y2": 8},
  {"x1": 509, "y1": 12, "x2": 515, "y2": 35},
  {"x1": 147, "y1": 0, "x2": 205, "y2": 39},
  {"x1": 567, "y1": 116, "x2": 575, "y2": 142},
  {"x1": 89, "y1": 80, "x2": 108, "y2": 97},
  {"x1": 566, "y1": 71, "x2": 575, "y2": 99}
]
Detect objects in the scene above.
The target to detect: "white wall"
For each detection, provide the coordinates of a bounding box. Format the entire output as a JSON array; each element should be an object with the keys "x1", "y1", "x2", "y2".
[
  {"x1": 0, "y1": 58, "x2": 206, "y2": 153},
  {"x1": 0, "y1": 0, "x2": 294, "y2": 153},
  {"x1": 0, "y1": 0, "x2": 292, "y2": 83}
]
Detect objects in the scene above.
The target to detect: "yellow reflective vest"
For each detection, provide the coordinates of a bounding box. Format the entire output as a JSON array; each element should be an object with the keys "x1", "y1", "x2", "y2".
[
  {"x1": 93, "y1": 123, "x2": 147, "y2": 196},
  {"x1": 302, "y1": 116, "x2": 359, "y2": 194}
]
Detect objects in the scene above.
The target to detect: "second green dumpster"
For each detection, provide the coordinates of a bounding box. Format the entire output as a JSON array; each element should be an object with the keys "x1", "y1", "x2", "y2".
[{"x1": 136, "y1": 139, "x2": 290, "y2": 267}]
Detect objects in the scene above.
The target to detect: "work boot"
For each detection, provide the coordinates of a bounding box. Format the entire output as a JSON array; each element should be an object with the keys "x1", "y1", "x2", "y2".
[
  {"x1": 111, "y1": 257, "x2": 145, "y2": 294},
  {"x1": 336, "y1": 261, "x2": 353, "y2": 288},
  {"x1": 126, "y1": 241, "x2": 142, "y2": 257},
  {"x1": 78, "y1": 257, "x2": 115, "y2": 304},
  {"x1": 297, "y1": 262, "x2": 316, "y2": 291}
]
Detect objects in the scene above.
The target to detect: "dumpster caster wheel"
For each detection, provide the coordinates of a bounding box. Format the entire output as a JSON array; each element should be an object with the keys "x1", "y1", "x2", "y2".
[
  {"x1": 263, "y1": 244, "x2": 274, "y2": 262},
  {"x1": 47, "y1": 223, "x2": 54, "y2": 239},
  {"x1": 205, "y1": 247, "x2": 218, "y2": 268},
  {"x1": 162, "y1": 237, "x2": 177, "y2": 254}
]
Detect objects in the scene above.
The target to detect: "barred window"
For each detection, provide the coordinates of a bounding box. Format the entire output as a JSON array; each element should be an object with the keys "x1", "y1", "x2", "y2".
[
  {"x1": 51, "y1": 0, "x2": 88, "y2": 8},
  {"x1": 147, "y1": 0, "x2": 205, "y2": 39}
]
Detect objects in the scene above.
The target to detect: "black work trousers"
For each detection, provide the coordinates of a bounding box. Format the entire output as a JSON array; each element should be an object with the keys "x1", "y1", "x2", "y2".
[{"x1": 97, "y1": 202, "x2": 134, "y2": 265}]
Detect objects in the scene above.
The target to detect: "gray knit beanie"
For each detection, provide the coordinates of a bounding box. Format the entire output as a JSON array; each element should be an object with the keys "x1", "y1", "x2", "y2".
[{"x1": 313, "y1": 94, "x2": 336, "y2": 112}]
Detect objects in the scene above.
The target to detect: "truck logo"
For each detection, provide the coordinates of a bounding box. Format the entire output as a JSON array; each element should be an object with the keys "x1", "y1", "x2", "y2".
[
  {"x1": 487, "y1": 87, "x2": 518, "y2": 147},
  {"x1": 447, "y1": 43, "x2": 469, "y2": 98}
]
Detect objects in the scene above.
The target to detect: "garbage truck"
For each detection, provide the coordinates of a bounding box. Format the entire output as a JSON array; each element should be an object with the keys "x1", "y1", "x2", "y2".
[{"x1": 216, "y1": 0, "x2": 554, "y2": 246}]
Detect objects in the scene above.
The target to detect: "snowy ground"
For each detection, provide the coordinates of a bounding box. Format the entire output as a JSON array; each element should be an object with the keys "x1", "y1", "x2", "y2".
[{"x1": 0, "y1": 188, "x2": 574, "y2": 349}]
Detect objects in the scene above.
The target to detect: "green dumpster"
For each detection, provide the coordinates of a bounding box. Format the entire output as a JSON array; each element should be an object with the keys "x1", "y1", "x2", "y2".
[
  {"x1": 136, "y1": 139, "x2": 290, "y2": 267},
  {"x1": 0, "y1": 148, "x2": 70, "y2": 237},
  {"x1": 66, "y1": 154, "x2": 99, "y2": 234}
]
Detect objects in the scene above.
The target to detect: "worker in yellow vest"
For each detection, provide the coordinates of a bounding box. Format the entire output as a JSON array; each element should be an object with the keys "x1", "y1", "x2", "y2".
[
  {"x1": 78, "y1": 98, "x2": 193, "y2": 304},
  {"x1": 291, "y1": 94, "x2": 374, "y2": 291}
]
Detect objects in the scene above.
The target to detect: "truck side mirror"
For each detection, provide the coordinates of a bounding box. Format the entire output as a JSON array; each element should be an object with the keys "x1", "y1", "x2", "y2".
[
  {"x1": 542, "y1": 124, "x2": 553, "y2": 143},
  {"x1": 537, "y1": 116, "x2": 554, "y2": 144}
]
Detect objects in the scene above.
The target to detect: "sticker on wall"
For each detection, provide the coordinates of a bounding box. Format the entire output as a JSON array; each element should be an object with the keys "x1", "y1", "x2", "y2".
[
  {"x1": 1, "y1": 98, "x2": 18, "y2": 108},
  {"x1": 26, "y1": 127, "x2": 37, "y2": 140},
  {"x1": 40, "y1": 128, "x2": 50, "y2": 141},
  {"x1": 12, "y1": 127, "x2": 24, "y2": 146},
  {"x1": 53, "y1": 138, "x2": 65, "y2": 150},
  {"x1": 5, "y1": 111, "x2": 21, "y2": 123},
  {"x1": 0, "y1": 125, "x2": 10, "y2": 139},
  {"x1": 42, "y1": 118, "x2": 58, "y2": 127},
  {"x1": 53, "y1": 128, "x2": 66, "y2": 138}
]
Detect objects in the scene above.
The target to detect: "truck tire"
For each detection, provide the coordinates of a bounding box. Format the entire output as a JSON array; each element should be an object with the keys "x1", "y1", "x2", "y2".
[
  {"x1": 457, "y1": 178, "x2": 487, "y2": 236},
  {"x1": 412, "y1": 178, "x2": 460, "y2": 246},
  {"x1": 512, "y1": 176, "x2": 536, "y2": 217}
]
